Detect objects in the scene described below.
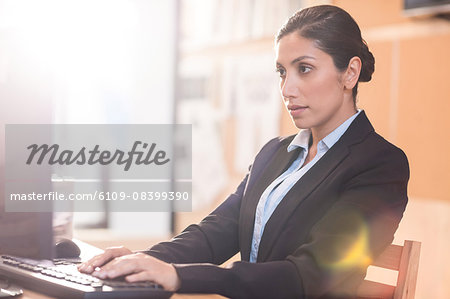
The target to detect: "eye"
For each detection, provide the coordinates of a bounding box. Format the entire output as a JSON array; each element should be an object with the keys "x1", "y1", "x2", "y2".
[
  {"x1": 276, "y1": 67, "x2": 286, "y2": 78},
  {"x1": 298, "y1": 65, "x2": 312, "y2": 74}
]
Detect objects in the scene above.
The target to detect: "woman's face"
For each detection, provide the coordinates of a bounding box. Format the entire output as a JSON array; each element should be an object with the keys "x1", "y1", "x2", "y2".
[{"x1": 276, "y1": 33, "x2": 355, "y2": 137}]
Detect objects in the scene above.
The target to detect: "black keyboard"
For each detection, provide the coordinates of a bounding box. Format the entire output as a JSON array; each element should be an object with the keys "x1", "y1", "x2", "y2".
[{"x1": 0, "y1": 255, "x2": 172, "y2": 298}]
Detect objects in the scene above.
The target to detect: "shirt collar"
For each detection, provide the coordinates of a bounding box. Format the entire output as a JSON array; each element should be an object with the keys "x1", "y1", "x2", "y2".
[
  {"x1": 287, "y1": 109, "x2": 362, "y2": 152},
  {"x1": 287, "y1": 129, "x2": 310, "y2": 152}
]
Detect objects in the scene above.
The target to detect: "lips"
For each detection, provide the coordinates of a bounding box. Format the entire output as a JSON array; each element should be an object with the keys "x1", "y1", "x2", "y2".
[{"x1": 287, "y1": 104, "x2": 308, "y2": 117}]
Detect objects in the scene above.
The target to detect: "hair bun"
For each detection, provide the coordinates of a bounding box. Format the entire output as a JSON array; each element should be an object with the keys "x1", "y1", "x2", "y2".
[{"x1": 359, "y1": 41, "x2": 375, "y2": 82}]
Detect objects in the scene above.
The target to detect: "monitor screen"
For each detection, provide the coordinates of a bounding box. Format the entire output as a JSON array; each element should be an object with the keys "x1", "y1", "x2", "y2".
[{"x1": 404, "y1": 0, "x2": 450, "y2": 15}]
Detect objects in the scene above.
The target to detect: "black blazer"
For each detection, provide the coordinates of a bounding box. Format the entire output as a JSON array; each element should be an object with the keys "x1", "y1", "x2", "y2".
[{"x1": 146, "y1": 111, "x2": 409, "y2": 299}]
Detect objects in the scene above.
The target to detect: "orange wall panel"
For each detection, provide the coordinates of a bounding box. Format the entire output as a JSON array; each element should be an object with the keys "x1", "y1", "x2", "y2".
[
  {"x1": 333, "y1": 0, "x2": 410, "y2": 28},
  {"x1": 396, "y1": 34, "x2": 450, "y2": 201},
  {"x1": 358, "y1": 40, "x2": 393, "y2": 139}
]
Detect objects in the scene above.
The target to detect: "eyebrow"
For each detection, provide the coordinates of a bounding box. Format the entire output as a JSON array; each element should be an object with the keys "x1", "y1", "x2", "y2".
[{"x1": 276, "y1": 55, "x2": 316, "y2": 67}]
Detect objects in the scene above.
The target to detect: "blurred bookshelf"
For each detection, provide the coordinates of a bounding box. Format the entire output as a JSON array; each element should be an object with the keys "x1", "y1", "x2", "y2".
[
  {"x1": 180, "y1": 0, "x2": 301, "y2": 49},
  {"x1": 181, "y1": 37, "x2": 275, "y2": 59}
]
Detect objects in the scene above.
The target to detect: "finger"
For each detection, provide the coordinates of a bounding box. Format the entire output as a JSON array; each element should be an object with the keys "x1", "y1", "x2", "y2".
[
  {"x1": 78, "y1": 252, "x2": 108, "y2": 273},
  {"x1": 92, "y1": 254, "x2": 143, "y2": 279},
  {"x1": 78, "y1": 246, "x2": 131, "y2": 273},
  {"x1": 125, "y1": 271, "x2": 153, "y2": 283},
  {"x1": 125, "y1": 262, "x2": 180, "y2": 292}
]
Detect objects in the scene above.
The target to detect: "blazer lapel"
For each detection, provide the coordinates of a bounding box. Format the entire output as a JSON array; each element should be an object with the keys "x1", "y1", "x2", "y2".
[
  {"x1": 240, "y1": 142, "x2": 302, "y2": 261},
  {"x1": 256, "y1": 142, "x2": 349, "y2": 261},
  {"x1": 256, "y1": 111, "x2": 375, "y2": 261}
]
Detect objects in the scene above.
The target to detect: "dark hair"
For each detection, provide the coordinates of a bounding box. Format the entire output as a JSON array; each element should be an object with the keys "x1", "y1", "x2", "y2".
[{"x1": 276, "y1": 5, "x2": 374, "y2": 100}]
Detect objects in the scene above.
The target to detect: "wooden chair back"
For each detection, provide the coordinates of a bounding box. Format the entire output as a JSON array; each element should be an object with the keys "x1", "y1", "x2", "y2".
[{"x1": 357, "y1": 240, "x2": 421, "y2": 299}]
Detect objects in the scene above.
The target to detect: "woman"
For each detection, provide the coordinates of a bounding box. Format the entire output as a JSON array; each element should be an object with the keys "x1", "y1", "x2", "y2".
[{"x1": 79, "y1": 5, "x2": 409, "y2": 298}]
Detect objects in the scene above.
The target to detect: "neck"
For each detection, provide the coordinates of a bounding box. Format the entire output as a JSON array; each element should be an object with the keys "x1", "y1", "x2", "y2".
[{"x1": 310, "y1": 105, "x2": 357, "y2": 146}]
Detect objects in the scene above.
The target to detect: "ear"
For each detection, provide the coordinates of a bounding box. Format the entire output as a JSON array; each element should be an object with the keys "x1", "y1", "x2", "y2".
[{"x1": 343, "y1": 56, "x2": 362, "y2": 90}]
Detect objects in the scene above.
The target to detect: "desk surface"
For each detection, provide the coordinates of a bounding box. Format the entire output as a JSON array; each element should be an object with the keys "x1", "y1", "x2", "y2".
[{"x1": 21, "y1": 288, "x2": 226, "y2": 299}]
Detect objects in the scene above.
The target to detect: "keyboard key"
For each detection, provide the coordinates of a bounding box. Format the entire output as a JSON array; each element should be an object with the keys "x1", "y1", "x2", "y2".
[{"x1": 90, "y1": 282, "x2": 103, "y2": 288}]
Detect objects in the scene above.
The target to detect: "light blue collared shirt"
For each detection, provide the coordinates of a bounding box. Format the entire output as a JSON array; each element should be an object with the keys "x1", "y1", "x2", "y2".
[{"x1": 249, "y1": 110, "x2": 362, "y2": 262}]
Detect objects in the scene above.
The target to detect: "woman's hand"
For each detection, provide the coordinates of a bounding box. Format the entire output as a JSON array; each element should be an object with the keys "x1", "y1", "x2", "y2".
[
  {"x1": 78, "y1": 247, "x2": 180, "y2": 292},
  {"x1": 93, "y1": 252, "x2": 180, "y2": 292},
  {"x1": 77, "y1": 246, "x2": 132, "y2": 274}
]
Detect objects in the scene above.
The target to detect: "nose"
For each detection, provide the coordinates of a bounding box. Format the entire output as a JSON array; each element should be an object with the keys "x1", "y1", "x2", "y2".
[{"x1": 280, "y1": 74, "x2": 299, "y2": 101}]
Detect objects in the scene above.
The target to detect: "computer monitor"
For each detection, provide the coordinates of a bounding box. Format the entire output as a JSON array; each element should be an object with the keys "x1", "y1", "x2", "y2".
[
  {"x1": 0, "y1": 24, "x2": 54, "y2": 260},
  {"x1": 0, "y1": 127, "x2": 54, "y2": 260},
  {"x1": 404, "y1": 0, "x2": 450, "y2": 16},
  {"x1": 0, "y1": 205, "x2": 54, "y2": 260}
]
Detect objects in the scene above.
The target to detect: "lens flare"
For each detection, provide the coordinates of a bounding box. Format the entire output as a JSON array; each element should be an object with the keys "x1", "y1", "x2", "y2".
[
  {"x1": 330, "y1": 224, "x2": 372, "y2": 269},
  {"x1": 317, "y1": 211, "x2": 373, "y2": 271}
]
